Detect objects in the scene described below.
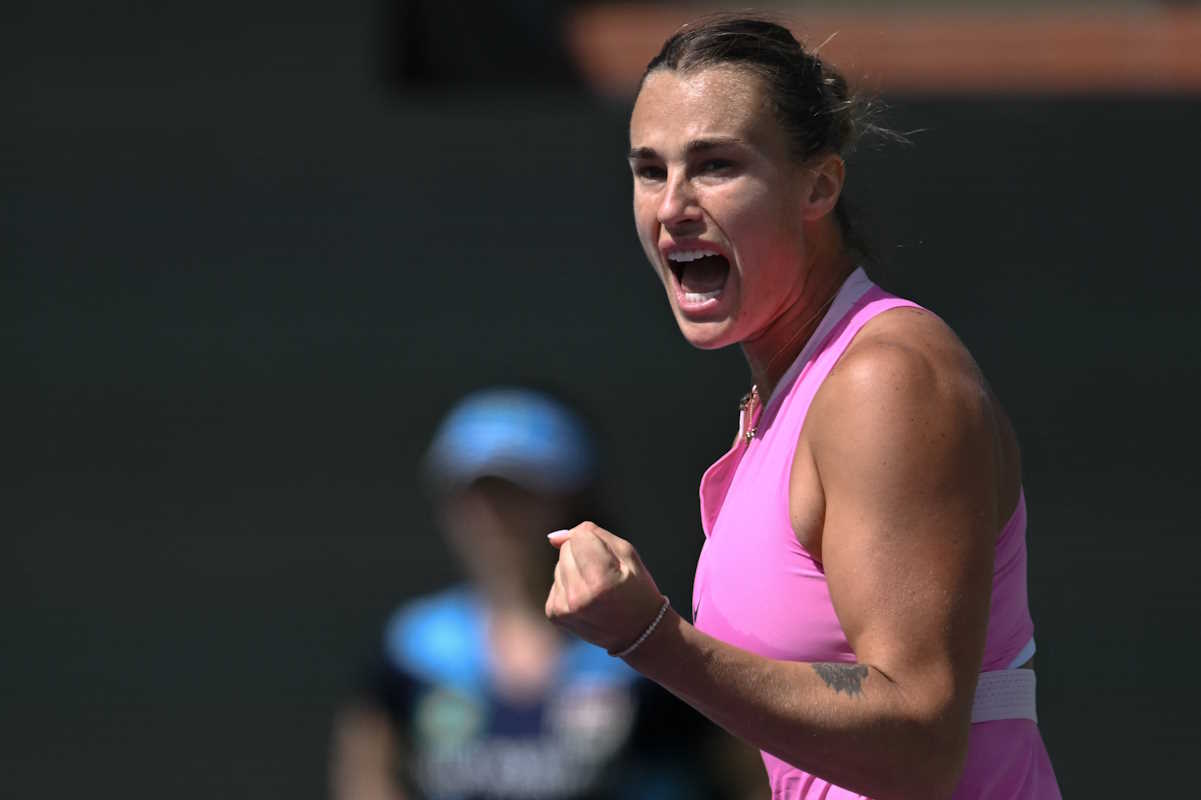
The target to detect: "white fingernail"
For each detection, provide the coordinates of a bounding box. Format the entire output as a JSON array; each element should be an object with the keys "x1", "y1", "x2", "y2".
[{"x1": 547, "y1": 529, "x2": 570, "y2": 539}]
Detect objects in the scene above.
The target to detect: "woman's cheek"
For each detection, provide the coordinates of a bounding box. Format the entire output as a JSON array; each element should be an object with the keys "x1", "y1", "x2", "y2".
[{"x1": 634, "y1": 220, "x2": 659, "y2": 268}]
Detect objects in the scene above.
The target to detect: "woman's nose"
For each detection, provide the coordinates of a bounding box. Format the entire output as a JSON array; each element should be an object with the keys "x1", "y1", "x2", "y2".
[{"x1": 657, "y1": 173, "x2": 701, "y2": 228}]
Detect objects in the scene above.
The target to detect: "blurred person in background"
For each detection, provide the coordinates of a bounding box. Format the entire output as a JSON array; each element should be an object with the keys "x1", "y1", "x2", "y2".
[
  {"x1": 544, "y1": 16, "x2": 1059, "y2": 800},
  {"x1": 330, "y1": 387, "x2": 760, "y2": 800}
]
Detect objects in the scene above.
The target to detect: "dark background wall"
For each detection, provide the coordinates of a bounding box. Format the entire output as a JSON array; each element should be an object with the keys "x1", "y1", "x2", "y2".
[{"x1": 6, "y1": 3, "x2": 1199, "y2": 797}]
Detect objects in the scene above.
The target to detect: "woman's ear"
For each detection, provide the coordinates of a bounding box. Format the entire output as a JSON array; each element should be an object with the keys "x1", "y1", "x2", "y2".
[{"x1": 802, "y1": 154, "x2": 846, "y2": 221}]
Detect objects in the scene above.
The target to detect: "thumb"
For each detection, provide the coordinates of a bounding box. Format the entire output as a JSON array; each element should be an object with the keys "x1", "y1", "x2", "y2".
[{"x1": 546, "y1": 529, "x2": 572, "y2": 549}]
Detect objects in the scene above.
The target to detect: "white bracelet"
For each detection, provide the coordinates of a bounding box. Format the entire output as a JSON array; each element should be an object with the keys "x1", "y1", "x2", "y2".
[{"x1": 610, "y1": 596, "x2": 671, "y2": 658}]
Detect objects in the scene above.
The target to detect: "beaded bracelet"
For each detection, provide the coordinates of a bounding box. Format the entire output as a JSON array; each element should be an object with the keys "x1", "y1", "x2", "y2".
[{"x1": 609, "y1": 596, "x2": 671, "y2": 658}]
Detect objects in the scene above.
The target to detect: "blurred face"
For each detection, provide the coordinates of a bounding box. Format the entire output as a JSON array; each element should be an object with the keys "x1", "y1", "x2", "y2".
[
  {"x1": 629, "y1": 66, "x2": 816, "y2": 350},
  {"x1": 440, "y1": 478, "x2": 569, "y2": 600}
]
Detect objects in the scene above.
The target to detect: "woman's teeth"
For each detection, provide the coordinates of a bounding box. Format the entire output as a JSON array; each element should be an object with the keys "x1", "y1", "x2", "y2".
[{"x1": 668, "y1": 250, "x2": 713, "y2": 263}]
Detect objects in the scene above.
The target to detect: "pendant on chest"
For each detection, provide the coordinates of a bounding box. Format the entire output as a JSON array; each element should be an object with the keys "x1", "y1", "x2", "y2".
[{"x1": 738, "y1": 386, "x2": 760, "y2": 443}]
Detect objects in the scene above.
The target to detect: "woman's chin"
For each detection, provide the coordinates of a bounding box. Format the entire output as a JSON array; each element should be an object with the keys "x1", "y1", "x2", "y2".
[{"x1": 674, "y1": 315, "x2": 737, "y2": 351}]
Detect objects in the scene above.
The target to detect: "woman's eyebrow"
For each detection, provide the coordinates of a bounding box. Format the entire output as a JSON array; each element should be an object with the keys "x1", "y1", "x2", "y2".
[{"x1": 628, "y1": 137, "x2": 747, "y2": 161}]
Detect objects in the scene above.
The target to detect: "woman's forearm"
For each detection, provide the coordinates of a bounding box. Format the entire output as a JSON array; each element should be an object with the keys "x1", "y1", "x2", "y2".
[{"x1": 624, "y1": 611, "x2": 969, "y2": 800}]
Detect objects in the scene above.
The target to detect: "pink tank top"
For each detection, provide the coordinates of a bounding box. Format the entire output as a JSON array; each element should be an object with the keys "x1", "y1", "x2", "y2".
[{"x1": 692, "y1": 270, "x2": 1060, "y2": 799}]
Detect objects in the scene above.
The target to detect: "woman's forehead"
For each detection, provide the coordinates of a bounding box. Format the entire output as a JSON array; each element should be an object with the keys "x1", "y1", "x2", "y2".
[{"x1": 630, "y1": 65, "x2": 774, "y2": 147}]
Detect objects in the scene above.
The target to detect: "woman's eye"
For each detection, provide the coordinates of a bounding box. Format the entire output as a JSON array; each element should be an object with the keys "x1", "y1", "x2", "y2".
[
  {"x1": 699, "y1": 159, "x2": 732, "y2": 173},
  {"x1": 635, "y1": 165, "x2": 666, "y2": 181}
]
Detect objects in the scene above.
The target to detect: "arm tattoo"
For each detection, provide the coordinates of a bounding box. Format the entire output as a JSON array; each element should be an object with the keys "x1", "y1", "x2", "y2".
[{"x1": 812, "y1": 663, "x2": 869, "y2": 698}]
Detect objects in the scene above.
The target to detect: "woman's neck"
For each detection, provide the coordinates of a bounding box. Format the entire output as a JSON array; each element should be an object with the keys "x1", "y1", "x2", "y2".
[
  {"x1": 485, "y1": 592, "x2": 563, "y2": 701},
  {"x1": 743, "y1": 253, "x2": 855, "y2": 401}
]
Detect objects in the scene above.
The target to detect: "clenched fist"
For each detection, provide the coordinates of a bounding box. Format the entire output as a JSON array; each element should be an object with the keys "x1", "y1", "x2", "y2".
[{"x1": 545, "y1": 522, "x2": 667, "y2": 655}]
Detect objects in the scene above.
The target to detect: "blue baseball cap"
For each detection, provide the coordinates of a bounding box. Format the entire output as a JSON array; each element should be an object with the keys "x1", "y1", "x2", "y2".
[{"x1": 423, "y1": 388, "x2": 597, "y2": 495}]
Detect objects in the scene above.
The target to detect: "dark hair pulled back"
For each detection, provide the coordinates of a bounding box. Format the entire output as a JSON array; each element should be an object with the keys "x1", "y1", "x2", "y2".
[{"x1": 641, "y1": 15, "x2": 886, "y2": 262}]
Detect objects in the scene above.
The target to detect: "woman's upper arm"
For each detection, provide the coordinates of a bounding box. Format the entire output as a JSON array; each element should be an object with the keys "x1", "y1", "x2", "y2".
[{"x1": 803, "y1": 330, "x2": 999, "y2": 728}]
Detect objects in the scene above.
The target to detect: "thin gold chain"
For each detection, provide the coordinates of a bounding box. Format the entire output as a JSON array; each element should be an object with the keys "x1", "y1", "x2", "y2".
[
  {"x1": 741, "y1": 287, "x2": 840, "y2": 442},
  {"x1": 762, "y1": 288, "x2": 840, "y2": 382}
]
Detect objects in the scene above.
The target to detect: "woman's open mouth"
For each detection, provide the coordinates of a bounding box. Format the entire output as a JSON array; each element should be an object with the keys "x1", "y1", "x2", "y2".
[{"x1": 667, "y1": 250, "x2": 730, "y2": 311}]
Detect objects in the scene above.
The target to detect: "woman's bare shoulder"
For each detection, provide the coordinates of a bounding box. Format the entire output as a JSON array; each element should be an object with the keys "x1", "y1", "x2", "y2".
[{"x1": 808, "y1": 304, "x2": 1022, "y2": 525}]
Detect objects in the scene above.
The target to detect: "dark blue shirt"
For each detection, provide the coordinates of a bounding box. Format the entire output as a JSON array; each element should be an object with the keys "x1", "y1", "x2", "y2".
[{"x1": 366, "y1": 587, "x2": 715, "y2": 800}]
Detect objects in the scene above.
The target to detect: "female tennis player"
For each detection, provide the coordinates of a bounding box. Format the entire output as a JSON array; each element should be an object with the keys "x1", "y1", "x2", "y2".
[{"x1": 545, "y1": 16, "x2": 1060, "y2": 799}]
